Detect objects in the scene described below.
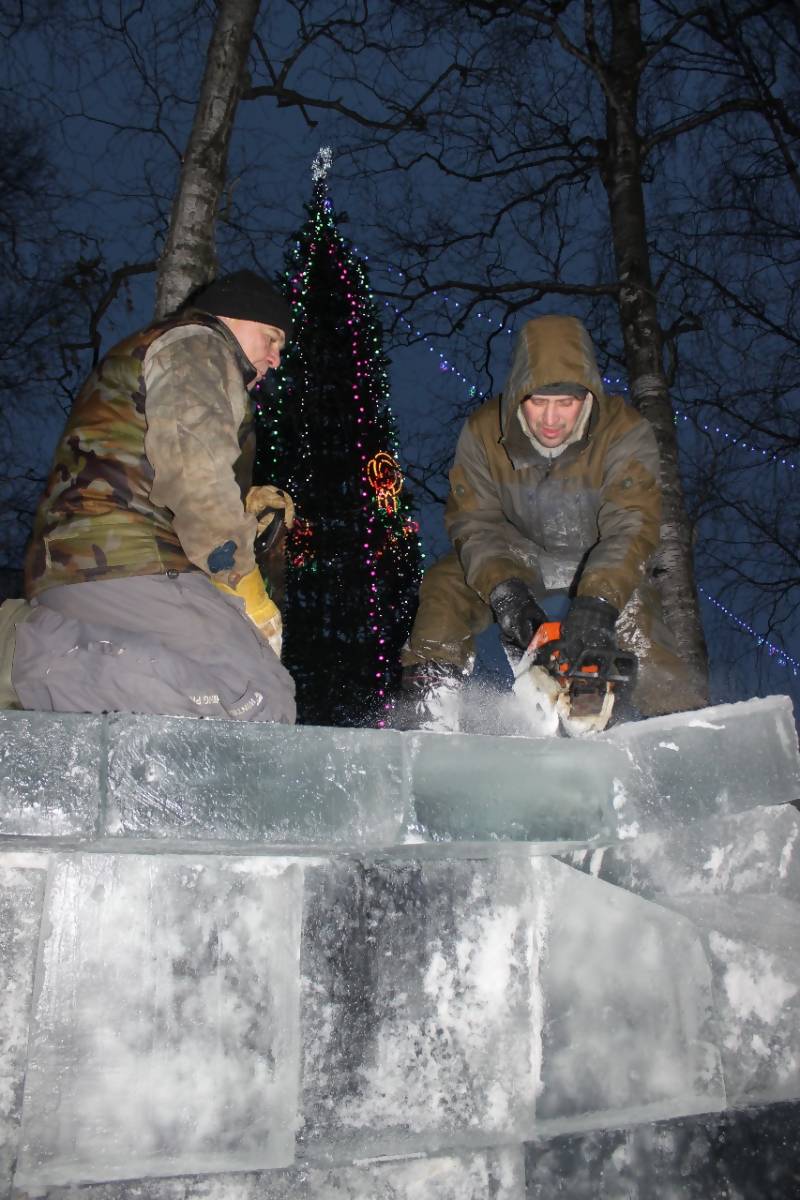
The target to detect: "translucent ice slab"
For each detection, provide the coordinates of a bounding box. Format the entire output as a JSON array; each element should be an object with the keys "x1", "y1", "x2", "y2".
[
  {"x1": 0, "y1": 864, "x2": 46, "y2": 1196},
  {"x1": 18, "y1": 1145, "x2": 526, "y2": 1199},
  {"x1": 601, "y1": 696, "x2": 800, "y2": 828},
  {"x1": 300, "y1": 855, "x2": 541, "y2": 1158},
  {"x1": 299, "y1": 855, "x2": 723, "y2": 1160},
  {"x1": 524, "y1": 1100, "x2": 800, "y2": 1198},
  {"x1": 656, "y1": 894, "x2": 800, "y2": 1107},
  {"x1": 15, "y1": 853, "x2": 304, "y2": 1189},
  {"x1": 534, "y1": 861, "x2": 724, "y2": 1135},
  {"x1": 0, "y1": 711, "x2": 104, "y2": 839},
  {"x1": 567, "y1": 803, "x2": 800, "y2": 900},
  {"x1": 105, "y1": 716, "x2": 409, "y2": 848},
  {"x1": 408, "y1": 731, "x2": 628, "y2": 846}
]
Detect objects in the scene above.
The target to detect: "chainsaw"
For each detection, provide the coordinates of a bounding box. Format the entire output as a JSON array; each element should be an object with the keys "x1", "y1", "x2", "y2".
[{"x1": 512, "y1": 620, "x2": 636, "y2": 737}]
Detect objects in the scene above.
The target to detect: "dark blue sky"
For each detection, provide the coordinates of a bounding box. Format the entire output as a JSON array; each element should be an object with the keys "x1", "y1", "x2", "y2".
[{"x1": 3, "y1": 1, "x2": 798, "y2": 712}]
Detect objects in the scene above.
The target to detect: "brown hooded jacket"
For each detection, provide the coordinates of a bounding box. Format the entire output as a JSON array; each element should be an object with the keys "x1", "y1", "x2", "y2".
[{"x1": 444, "y1": 315, "x2": 662, "y2": 612}]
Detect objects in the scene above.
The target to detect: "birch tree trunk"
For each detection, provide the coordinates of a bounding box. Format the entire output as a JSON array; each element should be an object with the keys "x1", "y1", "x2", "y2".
[
  {"x1": 155, "y1": 0, "x2": 261, "y2": 318},
  {"x1": 598, "y1": 0, "x2": 709, "y2": 697}
]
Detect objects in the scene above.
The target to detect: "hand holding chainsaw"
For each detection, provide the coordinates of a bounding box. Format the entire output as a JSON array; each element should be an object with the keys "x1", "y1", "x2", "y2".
[
  {"x1": 558, "y1": 595, "x2": 619, "y2": 668},
  {"x1": 489, "y1": 577, "x2": 548, "y2": 651}
]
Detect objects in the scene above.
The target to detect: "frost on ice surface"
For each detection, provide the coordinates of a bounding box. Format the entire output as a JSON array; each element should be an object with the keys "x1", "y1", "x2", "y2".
[
  {"x1": 567, "y1": 804, "x2": 800, "y2": 901},
  {"x1": 600, "y1": 696, "x2": 800, "y2": 825},
  {"x1": 0, "y1": 711, "x2": 104, "y2": 838},
  {"x1": 525, "y1": 1102, "x2": 800, "y2": 1199},
  {"x1": 660, "y1": 895, "x2": 800, "y2": 1106},
  {"x1": 17, "y1": 1146, "x2": 526, "y2": 1199},
  {"x1": 15, "y1": 854, "x2": 304, "y2": 1188},
  {"x1": 535, "y1": 864, "x2": 723, "y2": 1130},
  {"x1": 299, "y1": 855, "x2": 723, "y2": 1157},
  {"x1": 0, "y1": 865, "x2": 46, "y2": 1197},
  {"x1": 299, "y1": 857, "x2": 543, "y2": 1157},
  {"x1": 1, "y1": 696, "x2": 799, "y2": 1194}
]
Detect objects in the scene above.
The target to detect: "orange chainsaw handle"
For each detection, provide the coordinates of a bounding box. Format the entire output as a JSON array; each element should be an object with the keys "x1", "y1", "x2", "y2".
[{"x1": 527, "y1": 621, "x2": 600, "y2": 676}]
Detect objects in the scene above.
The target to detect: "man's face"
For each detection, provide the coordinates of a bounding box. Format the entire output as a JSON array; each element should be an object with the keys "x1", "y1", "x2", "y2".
[
  {"x1": 520, "y1": 392, "x2": 587, "y2": 448},
  {"x1": 220, "y1": 318, "x2": 286, "y2": 389}
]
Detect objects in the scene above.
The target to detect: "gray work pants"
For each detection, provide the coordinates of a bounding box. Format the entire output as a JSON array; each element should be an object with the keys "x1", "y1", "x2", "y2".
[{"x1": 12, "y1": 573, "x2": 296, "y2": 724}]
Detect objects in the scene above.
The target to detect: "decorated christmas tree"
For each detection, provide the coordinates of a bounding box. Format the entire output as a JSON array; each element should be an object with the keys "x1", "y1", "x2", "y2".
[{"x1": 254, "y1": 150, "x2": 423, "y2": 726}]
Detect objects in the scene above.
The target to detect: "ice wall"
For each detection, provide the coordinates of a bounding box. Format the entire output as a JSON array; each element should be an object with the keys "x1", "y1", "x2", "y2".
[{"x1": 0, "y1": 694, "x2": 799, "y2": 1197}]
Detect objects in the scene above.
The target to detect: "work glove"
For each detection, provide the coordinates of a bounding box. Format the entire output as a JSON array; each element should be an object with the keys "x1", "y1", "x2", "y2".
[
  {"x1": 245, "y1": 485, "x2": 295, "y2": 546},
  {"x1": 559, "y1": 595, "x2": 619, "y2": 667},
  {"x1": 213, "y1": 566, "x2": 283, "y2": 658},
  {"x1": 489, "y1": 577, "x2": 548, "y2": 651}
]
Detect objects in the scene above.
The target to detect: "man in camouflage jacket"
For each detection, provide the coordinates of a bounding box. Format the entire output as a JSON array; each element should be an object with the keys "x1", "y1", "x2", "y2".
[
  {"x1": 400, "y1": 314, "x2": 706, "y2": 729},
  {"x1": 11, "y1": 270, "x2": 296, "y2": 723}
]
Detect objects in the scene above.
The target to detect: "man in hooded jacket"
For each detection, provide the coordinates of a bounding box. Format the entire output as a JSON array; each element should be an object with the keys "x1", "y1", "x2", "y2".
[
  {"x1": 9, "y1": 270, "x2": 296, "y2": 724},
  {"x1": 399, "y1": 313, "x2": 705, "y2": 730}
]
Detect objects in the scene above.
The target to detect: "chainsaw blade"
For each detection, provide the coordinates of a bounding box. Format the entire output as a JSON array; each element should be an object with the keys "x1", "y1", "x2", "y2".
[
  {"x1": 513, "y1": 651, "x2": 617, "y2": 737},
  {"x1": 511, "y1": 662, "x2": 562, "y2": 737},
  {"x1": 558, "y1": 681, "x2": 616, "y2": 737}
]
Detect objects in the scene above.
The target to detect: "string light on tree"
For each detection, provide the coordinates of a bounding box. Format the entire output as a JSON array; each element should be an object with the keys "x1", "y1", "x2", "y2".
[{"x1": 253, "y1": 149, "x2": 422, "y2": 726}]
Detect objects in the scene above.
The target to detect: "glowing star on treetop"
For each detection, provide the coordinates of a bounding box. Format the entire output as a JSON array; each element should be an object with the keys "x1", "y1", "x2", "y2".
[{"x1": 311, "y1": 146, "x2": 333, "y2": 183}]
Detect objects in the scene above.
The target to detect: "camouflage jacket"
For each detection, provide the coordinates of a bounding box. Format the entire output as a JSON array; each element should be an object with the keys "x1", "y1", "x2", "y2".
[
  {"x1": 25, "y1": 310, "x2": 259, "y2": 598},
  {"x1": 444, "y1": 315, "x2": 662, "y2": 612}
]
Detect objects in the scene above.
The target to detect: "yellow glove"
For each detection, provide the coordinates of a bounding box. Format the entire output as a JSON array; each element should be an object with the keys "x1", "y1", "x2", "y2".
[
  {"x1": 245, "y1": 485, "x2": 295, "y2": 538},
  {"x1": 213, "y1": 567, "x2": 282, "y2": 657}
]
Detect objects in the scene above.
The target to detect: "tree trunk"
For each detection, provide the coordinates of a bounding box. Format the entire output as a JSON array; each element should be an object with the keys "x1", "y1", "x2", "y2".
[
  {"x1": 154, "y1": 0, "x2": 261, "y2": 318},
  {"x1": 599, "y1": 0, "x2": 709, "y2": 698}
]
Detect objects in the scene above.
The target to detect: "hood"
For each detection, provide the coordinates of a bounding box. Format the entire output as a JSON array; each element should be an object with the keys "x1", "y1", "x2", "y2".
[{"x1": 501, "y1": 314, "x2": 606, "y2": 427}]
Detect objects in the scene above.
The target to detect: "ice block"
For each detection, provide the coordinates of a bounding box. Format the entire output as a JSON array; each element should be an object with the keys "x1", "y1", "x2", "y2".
[
  {"x1": 534, "y1": 861, "x2": 724, "y2": 1133},
  {"x1": 0, "y1": 711, "x2": 104, "y2": 839},
  {"x1": 656, "y1": 894, "x2": 800, "y2": 1107},
  {"x1": 0, "y1": 863, "x2": 46, "y2": 1196},
  {"x1": 105, "y1": 715, "x2": 409, "y2": 848},
  {"x1": 299, "y1": 855, "x2": 723, "y2": 1159},
  {"x1": 15, "y1": 853, "x2": 304, "y2": 1188},
  {"x1": 300, "y1": 855, "x2": 541, "y2": 1159},
  {"x1": 525, "y1": 1100, "x2": 800, "y2": 1198},
  {"x1": 601, "y1": 696, "x2": 800, "y2": 829},
  {"x1": 408, "y1": 731, "x2": 628, "y2": 846},
  {"x1": 567, "y1": 802, "x2": 800, "y2": 900}
]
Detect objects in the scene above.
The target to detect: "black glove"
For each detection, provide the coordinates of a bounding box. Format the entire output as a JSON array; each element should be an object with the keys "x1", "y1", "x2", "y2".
[
  {"x1": 559, "y1": 596, "x2": 619, "y2": 666},
  {"x1": 489, "y1": 578, "x2": 547, "y2": 651}
]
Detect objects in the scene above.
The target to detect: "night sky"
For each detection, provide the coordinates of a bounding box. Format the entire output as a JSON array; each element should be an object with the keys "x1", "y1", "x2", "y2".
[{"x1": 2, "y1": 0, "x2": 798, "y2": 712}]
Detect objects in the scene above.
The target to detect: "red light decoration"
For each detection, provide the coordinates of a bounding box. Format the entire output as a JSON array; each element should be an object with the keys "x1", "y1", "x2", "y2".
[
  {"x1": 289, "y1": 517, "x2": 314, "y2": 569},
  {"x1": 366, "y1": 451, "x2": 403, "y2": 514}
]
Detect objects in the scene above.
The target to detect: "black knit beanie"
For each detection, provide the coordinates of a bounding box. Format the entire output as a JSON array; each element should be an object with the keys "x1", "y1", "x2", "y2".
[
  {"x1": 533, "y1": 382, "x2": 589, "y2": 400},
  {"x1": 193, "y1": 270, "x2": 292, "y2": 339}
]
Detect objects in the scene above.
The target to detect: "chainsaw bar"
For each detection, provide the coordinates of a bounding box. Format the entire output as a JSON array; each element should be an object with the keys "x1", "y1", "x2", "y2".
[{"x1": 512, "y1": 622, "x2": 636, "y2": 738}]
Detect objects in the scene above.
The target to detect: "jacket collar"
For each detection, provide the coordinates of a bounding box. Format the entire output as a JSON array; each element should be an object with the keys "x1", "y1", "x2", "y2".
[{"x1": 184, "y1": 309, "x2": 258, "y2": 387}]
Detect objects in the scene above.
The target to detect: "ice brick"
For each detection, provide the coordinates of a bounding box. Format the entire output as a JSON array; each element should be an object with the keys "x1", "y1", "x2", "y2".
[
  {"x1": 525, "y1": 1100, "x2": 800, "y2": 1198},
  {"x1": 601, "y1": 696, "x2": 800, "y2": 829},
  {"x1": 567, "y1": 802, "x2": 800, "y2": 900},
  {"x1": 299, "y1": 855, "x2": 722, "y2": 1159},
  {"x1": 409, "y1": 731, "x2": 627, "y2": 846},
  {"x1": 105, "y1": 715, "x2": 408, "y2": 847},
  {"x1": 15, "y1": 852, "x2": 304, "y2": 1188},
  {"x1": 0, "y1": 864, "x2": 46, "y2": 1197},
  {"x1": 25, "y1": 1145, "x2": 525, "y2": 1199},
  {"x1": 536, "y1": 862, "x2": 724, "y2": 1132},
  {"x1": 657, "y1": 895, "x2": 800, "y2": 1107},
  {"x1": 0, "y1": 711, "x2": 104, "y2": 839},
  {"x1": 300, "y1": 856, "x2": 542, "y2": 1158}
]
